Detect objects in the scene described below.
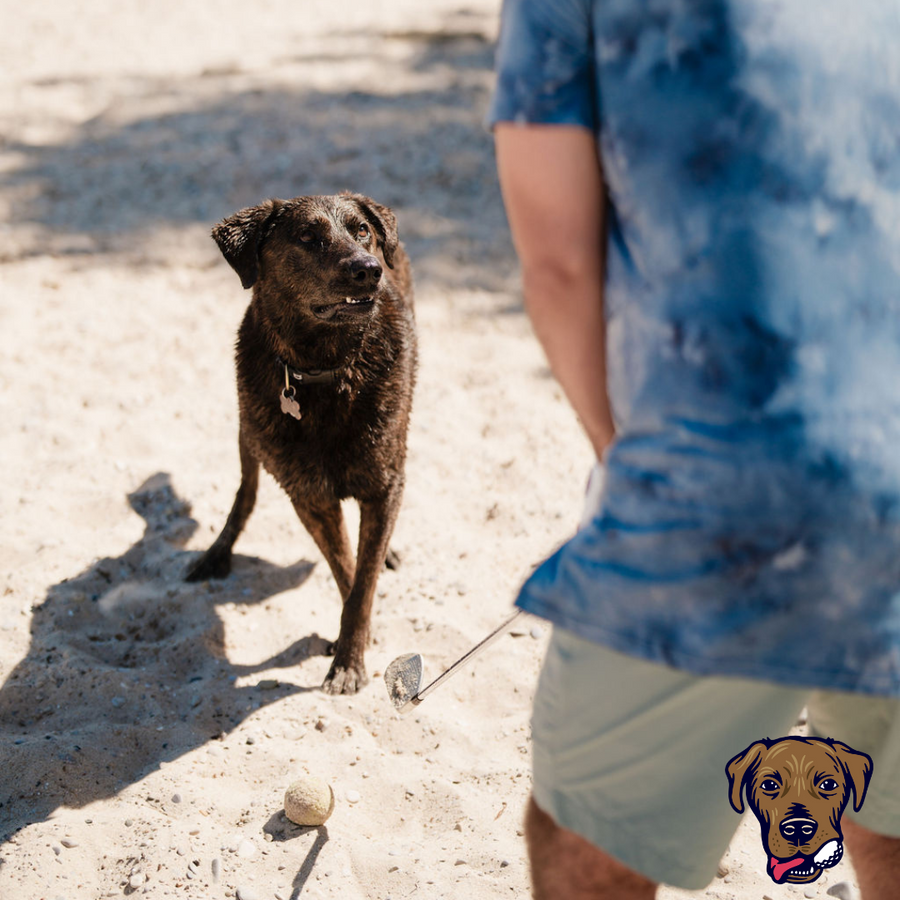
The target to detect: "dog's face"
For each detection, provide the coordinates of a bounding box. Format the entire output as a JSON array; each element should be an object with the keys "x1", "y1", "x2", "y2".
[
  {"x1": 726, "y1": 737, "x2": 872, "y2": 885},
  {"x1": 212, "y1": 192, "x2": 399, "y2": 335}
]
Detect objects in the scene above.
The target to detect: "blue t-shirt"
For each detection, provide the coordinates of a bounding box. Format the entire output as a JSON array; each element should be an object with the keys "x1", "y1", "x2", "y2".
[{"x1": 490, "y1": 0, "x2": 900, "y2": 695}]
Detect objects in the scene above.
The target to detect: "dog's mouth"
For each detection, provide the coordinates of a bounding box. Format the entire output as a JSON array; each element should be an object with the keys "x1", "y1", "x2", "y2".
[
  {"x1": 770, "y1": 857, "x2": 821, "y2": 883},
  {"x1": 312, "y1": 296, "x2": 376, "y2": 320},
  {"x1": 769, "y1": 840, "x2": 842, "y2": 884}
]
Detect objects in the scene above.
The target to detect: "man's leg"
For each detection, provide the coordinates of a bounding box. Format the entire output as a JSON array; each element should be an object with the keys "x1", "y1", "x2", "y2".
[
  {"x1": 842, "y1": 818, "x2": 900, "y2": 900},
  {"x1": 528, "y1": 629, "x2": 810, "y2": 891},
  {"x1": 807, "y1": 690, "x2": 900, "y2": 900},
  {"x1": 526, "y1": 796, "x2": 656, "y2": 900}
]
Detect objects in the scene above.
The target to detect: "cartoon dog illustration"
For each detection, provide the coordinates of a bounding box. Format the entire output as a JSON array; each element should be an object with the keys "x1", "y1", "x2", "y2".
[{"x1": 726, "y1": 736, "x2": 873, "y2": 885}]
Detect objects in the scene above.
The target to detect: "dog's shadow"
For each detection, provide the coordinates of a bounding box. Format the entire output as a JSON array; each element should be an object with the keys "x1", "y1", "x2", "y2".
[{"x1": 0, "y1": 472, "x2": 330, "y2": 843}]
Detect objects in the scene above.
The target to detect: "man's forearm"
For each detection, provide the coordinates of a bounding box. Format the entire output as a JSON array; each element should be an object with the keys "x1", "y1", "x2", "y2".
[
  {"x1": 495, "y1": 124, "x2": 615, "y2": 461},
  {"x1": 522, "y1": 263, "x2": 615, "y2": 460}
]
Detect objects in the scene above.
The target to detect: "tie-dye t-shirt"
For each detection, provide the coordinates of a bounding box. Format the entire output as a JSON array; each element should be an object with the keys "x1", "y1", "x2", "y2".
[{"x1": 490, "y1": 0, "x2": 900, "y2": 695}]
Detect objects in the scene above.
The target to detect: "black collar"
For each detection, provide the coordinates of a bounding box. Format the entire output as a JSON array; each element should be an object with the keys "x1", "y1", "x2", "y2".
[{"x1": 276, "y1": 356, "x2": 340, "y2": 386}]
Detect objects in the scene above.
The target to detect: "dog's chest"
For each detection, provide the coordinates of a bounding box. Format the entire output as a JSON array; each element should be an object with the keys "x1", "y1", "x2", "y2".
[{"x1": 246, "y1": 383, "x2": 399, "y2": 501}]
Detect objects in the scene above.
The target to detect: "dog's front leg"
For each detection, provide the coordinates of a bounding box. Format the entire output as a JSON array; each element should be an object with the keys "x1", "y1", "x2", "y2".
[
  {"x1": 323, "y1": 482, "x2": 403, "y2": 695},
  {"x1": 291, "y1": 495, "x2": 355, "y2": 603},
  {"x1": 186, "y1": 429, "x2": 259, "y2": 582}
]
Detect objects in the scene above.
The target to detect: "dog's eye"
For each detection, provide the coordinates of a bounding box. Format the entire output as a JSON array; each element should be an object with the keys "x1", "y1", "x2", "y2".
[
  {"x1": 299, "y1": 230, "x2": 317, "y2": 244},
  {"x1": 819, "y1": 779, "x2": 839, "y2": 792},
  {"x1": 357, "y1": 223, "x2": 370, "y2": 240},
  {"x1": 760, "y1": 779, "x2": 780, "y2": 792}
]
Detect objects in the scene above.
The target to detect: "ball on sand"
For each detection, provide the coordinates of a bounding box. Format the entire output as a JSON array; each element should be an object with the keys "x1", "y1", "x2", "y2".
[{"x1": 284, "y1": 776, "x2": 335, "y2": 826}]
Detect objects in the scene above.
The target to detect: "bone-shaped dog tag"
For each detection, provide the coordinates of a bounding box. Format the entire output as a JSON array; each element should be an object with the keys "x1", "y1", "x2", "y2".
[{"x1": 280, "y1": 387, "x2": 302, "y2": 420}]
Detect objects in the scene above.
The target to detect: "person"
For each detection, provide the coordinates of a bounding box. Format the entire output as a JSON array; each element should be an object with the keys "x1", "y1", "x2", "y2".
[{"x1": 488, "y1": 1, "x2": 900, "y2": 898}]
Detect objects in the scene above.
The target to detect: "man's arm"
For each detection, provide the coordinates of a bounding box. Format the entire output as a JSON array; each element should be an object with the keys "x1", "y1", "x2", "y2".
[{"x1": 495, "y1": 124, "x2": 614, "y2": 460}]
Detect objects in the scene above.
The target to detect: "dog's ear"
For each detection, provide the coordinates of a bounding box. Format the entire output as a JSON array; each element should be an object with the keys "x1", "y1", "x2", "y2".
[
  {"x1": 342, "y1": 192, "x2": 398, "y2": 269},
  {"x1": 830, "y1": 741, "x2": 874, "y2": 812},
  {"x1": 211, "y1": 200, "x2": 282, "y2": 289},
  {"x1": 726, "y1": 741, "x2": 768, "y2": 813}
]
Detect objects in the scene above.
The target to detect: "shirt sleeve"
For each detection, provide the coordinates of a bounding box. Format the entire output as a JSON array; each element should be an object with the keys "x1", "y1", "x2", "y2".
[{"x1": 488, "y1": 0, "x2": 597, "y2": 130}]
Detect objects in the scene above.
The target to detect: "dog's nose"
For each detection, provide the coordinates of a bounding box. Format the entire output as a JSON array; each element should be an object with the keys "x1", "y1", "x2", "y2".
[
  {"x1": 347, "y1": 256, "x2": 382, "y2": 286},
  {"x1": 780, "y1": 818, "x2": 818, "y2": 844}
]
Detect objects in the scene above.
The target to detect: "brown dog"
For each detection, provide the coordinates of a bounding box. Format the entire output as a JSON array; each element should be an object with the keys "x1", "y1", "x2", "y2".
[
  {"x1": 726, "y1": 736, "x2": 873, "y2": 885},
  {"x1": 186, "y1": 193, "x2": 417, "y2": 695}
]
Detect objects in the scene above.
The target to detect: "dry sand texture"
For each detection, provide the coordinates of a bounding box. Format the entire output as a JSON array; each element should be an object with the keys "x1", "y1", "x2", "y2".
[{"x1": 0, "y1": 2, "x2": 862, "y2": 899}]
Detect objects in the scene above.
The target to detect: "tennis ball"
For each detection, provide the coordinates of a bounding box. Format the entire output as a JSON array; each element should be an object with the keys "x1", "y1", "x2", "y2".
[{"x1": 284, "y1": 776, "x2": 335, "y2": 826}]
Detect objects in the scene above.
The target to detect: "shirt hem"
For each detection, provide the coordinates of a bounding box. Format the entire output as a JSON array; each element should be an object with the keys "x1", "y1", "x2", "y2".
[{"x1": 515, "y1": 594, "x2": 900, "y2": 697}]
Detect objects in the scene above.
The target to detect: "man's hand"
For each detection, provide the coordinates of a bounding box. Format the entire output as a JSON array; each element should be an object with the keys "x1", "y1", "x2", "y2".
[{"x1": 495, "y1": 124, "x2": 614, "y2": 460}]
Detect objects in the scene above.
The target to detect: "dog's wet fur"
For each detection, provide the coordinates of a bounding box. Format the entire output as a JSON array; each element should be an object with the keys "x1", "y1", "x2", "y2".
[
  {"x1": 727, "y1": 736, "x2": 873, "y2": 885},
  {"x1": 186, "y1": 193, "x2": 417, "y2": 694}
]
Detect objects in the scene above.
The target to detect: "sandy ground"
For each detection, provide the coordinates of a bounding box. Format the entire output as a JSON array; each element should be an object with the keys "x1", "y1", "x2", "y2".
[{"x1": 0, "y1": 2, "x2": 862, "y2": 899}]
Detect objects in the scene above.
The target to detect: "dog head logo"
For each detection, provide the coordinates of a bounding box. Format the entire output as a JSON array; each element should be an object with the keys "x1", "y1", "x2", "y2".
[{"x1": 726, "y1": 736, "x2": 873, "y2": 885}]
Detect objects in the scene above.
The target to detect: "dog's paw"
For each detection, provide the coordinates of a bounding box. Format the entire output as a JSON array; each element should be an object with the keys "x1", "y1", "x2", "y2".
[
  {"x1": 322, "y1": 660, "x2": 368, "y2": 695},
  {"x1": 384, "y1": 548, "x2": 402, "y2": 571},
  {"x1": 184, "y1": 549, "x2": 232, "y2": 582}
]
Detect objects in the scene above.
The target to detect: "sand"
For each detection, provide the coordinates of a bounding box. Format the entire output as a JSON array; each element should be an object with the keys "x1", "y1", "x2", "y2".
[{"x1": 0, "y1": 2, "x2": 862, "y2": 898}]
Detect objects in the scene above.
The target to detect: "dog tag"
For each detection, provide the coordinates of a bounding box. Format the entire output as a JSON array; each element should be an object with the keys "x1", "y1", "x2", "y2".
[{"x1": 280, "y1": 387, "x2": 302, "y2": 420}]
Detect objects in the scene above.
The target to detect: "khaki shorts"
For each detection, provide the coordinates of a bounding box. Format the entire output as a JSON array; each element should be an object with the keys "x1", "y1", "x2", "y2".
[{"x1": 531, "y1": 627, "x2": 900, "y2": 889}]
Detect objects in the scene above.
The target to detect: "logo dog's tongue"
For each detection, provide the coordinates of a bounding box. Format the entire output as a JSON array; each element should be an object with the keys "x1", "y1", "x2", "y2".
[{"x1": 770, "y1": 856, "x2": 805, "y2": 882}]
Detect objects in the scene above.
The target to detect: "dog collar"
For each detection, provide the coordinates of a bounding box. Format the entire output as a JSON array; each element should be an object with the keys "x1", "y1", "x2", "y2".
[
  {"x1": 276, "y1": 356, "x2": 341, "y2": 386},
  {"x1": 276, "y1": 357, "x2": 343, "y2": 421}
]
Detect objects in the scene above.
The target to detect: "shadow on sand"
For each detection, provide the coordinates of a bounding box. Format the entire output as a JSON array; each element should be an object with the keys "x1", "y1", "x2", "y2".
[
  {"x1": 262, "y1": 811, "x2": 331, "y2": 898},
  {"x1": 0, "y1": 473, "x2": 332, "y2": 846},
  {"x1": 1, "y1": 26, "x2": 515, "y2": 292}
]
